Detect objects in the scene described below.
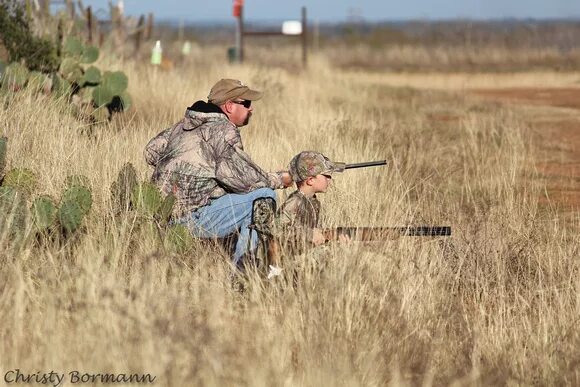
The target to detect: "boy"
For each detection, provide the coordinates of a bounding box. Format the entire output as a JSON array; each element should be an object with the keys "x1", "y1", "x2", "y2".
[{"x1": 278, "y1": 151, "x2": 347, "y2": 253}]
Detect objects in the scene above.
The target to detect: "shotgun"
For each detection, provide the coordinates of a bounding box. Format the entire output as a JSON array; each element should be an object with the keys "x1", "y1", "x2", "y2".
[{"x1": 322, "y1": 226, "x2": 451, "y2": 242}]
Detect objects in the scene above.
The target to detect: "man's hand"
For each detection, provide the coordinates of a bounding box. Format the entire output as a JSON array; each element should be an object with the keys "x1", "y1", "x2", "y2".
[
  {"x1": 280, "y1": 172, "x2": 293, "y2": 188},
  {"x1": 312, "y1": 228, "x2": 326, "y2": 246}
]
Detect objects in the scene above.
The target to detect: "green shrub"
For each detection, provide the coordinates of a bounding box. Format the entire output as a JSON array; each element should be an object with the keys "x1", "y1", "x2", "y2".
[{"x1": 0, "y1": 0, "x2": 59, "y2": 72}]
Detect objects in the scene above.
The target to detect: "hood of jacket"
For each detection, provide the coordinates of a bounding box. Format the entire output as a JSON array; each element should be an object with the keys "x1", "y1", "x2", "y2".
[{"x1": 183, "y1": 101, "x2": 228, "y2": 130}]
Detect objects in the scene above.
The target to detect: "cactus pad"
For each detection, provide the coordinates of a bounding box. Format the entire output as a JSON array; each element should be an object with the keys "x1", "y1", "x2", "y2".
[
  {"x1": 164, "y1": 224, "x2": 195, "y2": 254},
  {"x1": 157, "y1": 193, "x2": 175, "y2": 222},
  {"x1": 2, "y1": 63, "x2": 29, "y2": 91},
  {"x1": 81, "y1": 66, "x2": 101, "y2": 86},
  {"x1": 62, "y1": 185, "x2": 92, "y2": 215},
  {"x1": 58, "y1": 200, "x2": 84, "y2": 233},
  {"x1": 52, "y1": 74, "x2": 71, "y2": 98},
  {"x1": 2, "y1": 168, "x2": 37, "y2": 196},
  {"x1": 102, "y1": 71, "x2": 128, "y2": 95},
  {"x1": 0, "y1": 186, "x2": 28, "y2": 232},
  {"x1": 111, "y1": 162, "x2": 138, "y2": 211},
  {"x1": 31, "y1": 195, "x2": 58, "y2": 231},
  {"x1": 81, "y1": 46, "x2": 99, "y2": 64},
  {"x1": 131, "y1": 182, "x2": 163, "y2": 217},
  {"x1": 92, "y1": 85, "x2": 114, "y2": 107},
  {"x1": 63, "y1": 37, "x2": 83, "y2": 57},
  {"x1": 59, "y1": 58, "x2": 83, "y2": 84}
]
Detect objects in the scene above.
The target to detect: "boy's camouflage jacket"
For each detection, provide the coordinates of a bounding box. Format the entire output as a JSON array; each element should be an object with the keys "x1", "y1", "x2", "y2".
[
  {"x1": 278, "y1": 190, "x2": 321, "y2": 252},
  {"x1": 145, "y1": 101, "x2": 284, "y2": 218}
]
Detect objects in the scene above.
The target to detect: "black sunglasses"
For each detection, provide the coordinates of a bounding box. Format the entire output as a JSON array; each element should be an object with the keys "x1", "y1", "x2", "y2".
[{"x1": 231, "y1": 100, "x2": 252, "y2": 108}]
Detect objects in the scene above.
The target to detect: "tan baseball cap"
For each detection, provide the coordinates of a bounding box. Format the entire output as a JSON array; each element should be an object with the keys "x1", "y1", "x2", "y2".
[{"x1": 207, "y1": 79, "x2": 263, "y2": 105}]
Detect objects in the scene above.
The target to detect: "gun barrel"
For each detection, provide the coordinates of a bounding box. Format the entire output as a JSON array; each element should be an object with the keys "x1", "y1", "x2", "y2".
[
  {"x1": 344, "y1": 160, "x2": 387, "y2": 170},
  {"x1": 323, "y1": 226, "x2": 451, "y2": 241}
]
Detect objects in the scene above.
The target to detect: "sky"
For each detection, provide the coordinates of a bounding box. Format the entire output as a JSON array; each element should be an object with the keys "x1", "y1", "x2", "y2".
[{"x1": 72, "y1": 0, "x2": 580, "y2": 23}]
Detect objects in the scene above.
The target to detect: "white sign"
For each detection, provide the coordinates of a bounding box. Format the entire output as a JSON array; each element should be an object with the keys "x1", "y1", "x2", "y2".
[{"x1": 282, "y1": 21, "x2": 302, "y2": 35}]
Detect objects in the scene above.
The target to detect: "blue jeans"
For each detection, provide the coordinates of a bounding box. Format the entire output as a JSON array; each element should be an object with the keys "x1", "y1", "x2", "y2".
[{"x1": 176, "y1": 188, "x2": 276, "y2": 266}]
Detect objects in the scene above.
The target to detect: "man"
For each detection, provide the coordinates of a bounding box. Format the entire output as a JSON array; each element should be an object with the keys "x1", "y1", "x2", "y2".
[{"x1": 144, "y1": 79, "x2": 292, "y2": 265}]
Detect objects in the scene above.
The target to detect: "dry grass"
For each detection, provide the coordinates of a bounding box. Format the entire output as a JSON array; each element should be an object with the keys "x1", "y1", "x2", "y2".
[{"x1": 0, "y1": 46, "x2": 579, "y2": 386}]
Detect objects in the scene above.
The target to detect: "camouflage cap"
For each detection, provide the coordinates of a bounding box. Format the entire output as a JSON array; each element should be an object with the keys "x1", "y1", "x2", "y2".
[
  {"x1": 207, "y1": 79, "x2": 262, "y2": 105},
  {"x1": 288, "y1": 151, "x2": 345, "y2": 182}
]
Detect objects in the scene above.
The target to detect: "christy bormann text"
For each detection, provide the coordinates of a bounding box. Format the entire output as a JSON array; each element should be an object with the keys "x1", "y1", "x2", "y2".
[{"x1": 4, "y1": 369, "x2": 157, "y2": 386}]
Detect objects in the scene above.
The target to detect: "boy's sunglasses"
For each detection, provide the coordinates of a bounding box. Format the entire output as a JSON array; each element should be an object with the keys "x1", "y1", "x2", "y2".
[{"x1": 231, "y1": 99, "x2": 252, "y2": 108}]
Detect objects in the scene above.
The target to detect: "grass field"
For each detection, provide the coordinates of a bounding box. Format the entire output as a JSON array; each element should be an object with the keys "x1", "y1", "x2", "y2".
[{"x1": 1, "y1": 47, "x2": 579, "y2": 386}]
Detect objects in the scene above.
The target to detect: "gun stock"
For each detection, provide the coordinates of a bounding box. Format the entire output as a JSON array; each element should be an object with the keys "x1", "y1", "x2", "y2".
[{"x1": 322, "y1": 226, "x2": 451, "y2": 242}]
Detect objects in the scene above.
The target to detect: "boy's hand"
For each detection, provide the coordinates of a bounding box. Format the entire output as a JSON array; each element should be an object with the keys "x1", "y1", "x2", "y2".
[
  {"x1": 312, "y1": 228, "x2": 326, "y2": 246},
  {"x1": 281, "y1": 172, "x2": 293, "y2": 188}
]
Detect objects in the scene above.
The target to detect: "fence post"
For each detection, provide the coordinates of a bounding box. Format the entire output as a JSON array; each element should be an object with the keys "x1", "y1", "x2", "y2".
[
  {"x1": 57, "y1": 17, "x2": 63, "y2": 57},
  {"x1": 235, "y1": 4, "x2": 244, "y2": 62},
  {"x1": 86, "y1": 6, "x2": 93, "y2": 43},
  {"x1": 135, "y1": 14, "x2": 145, "y2": 55},
  {"x1": 145, "y1": 13, "x2": 154, "y2": 40},
  {"x1": 301, "y1": 6, "x2": 307, "y2": 67}
]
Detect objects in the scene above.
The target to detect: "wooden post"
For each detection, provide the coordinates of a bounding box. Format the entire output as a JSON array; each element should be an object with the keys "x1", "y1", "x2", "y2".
[
  {"x1": 25, "y1": 0, "x2": 32, "y2": 21},
  {"x1": 178, "y1": 18, "x2": 184, "y2": 42},
  {"x1": 86, "y1": 6, "x2": 93, "y2": 43},
  {"x1": 236, "y1": 5, "x2": 244, "y2": 63},
  {"x1": 301, "y1": 6, "x2": 307, "y2": 67},
  {"x1": 135, "y1": 14, "x2": 145, "y2": 55},
  {"x1": 145, "y1": 13, "x2": 154, "y2": 40},
  {"x1": 40, "y1": 0, "x2": 50, "y2": 18},
  {"x1": 313, "y1": 18, "x2": 319, "y2": 52},
  {"x1": 65, "y1": 0, "x2": 75, "y2": 19},
  {"x1": 57, "y1": 17, "x2": 63, "y2": 57}
]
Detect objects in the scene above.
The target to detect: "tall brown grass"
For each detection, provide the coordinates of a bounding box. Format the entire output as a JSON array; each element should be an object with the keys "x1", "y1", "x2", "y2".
[{"x1": 0, "y1": 46, "x2": 578, "y2": 386}]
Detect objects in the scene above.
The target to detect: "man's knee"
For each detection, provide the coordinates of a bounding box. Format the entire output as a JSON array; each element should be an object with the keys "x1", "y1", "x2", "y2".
[{"x1": 252, "y1": 187, "x2": 276, "y2": 200}]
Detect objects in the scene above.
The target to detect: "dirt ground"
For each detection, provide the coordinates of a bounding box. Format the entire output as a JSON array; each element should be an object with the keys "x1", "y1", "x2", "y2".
[{"x1": 471, "y1": 87, "x2": 580, "y2": 212}]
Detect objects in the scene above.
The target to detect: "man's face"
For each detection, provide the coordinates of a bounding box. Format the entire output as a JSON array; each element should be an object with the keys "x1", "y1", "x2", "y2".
[{"x1": 228, "y1": 99, "x2": 253, "y2": 127}]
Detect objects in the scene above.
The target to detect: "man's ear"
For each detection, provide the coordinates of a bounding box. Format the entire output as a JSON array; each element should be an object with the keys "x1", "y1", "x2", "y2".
[
  {"x1": 221, "y1": 101, "x2": 233, "y2": 114},
  {"x1": 305, "y1": 176, "x2": 315, "y2": 186}
]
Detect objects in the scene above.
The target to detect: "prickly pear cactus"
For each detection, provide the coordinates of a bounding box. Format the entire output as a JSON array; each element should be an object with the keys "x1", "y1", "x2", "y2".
[
  {"x1": 58, "y1": 199, "x2": 84, "y2": 234},
  {"x1": 164, "y1": 224, "x2": 195, "y2": 254},
  {"x1": 0, "y1": 186, "x2": 29, "y2": 235},
  {"x1": 110, "y1": 162, "x2": 138, "y2": 212},
  {"x1": 93, "y1": 71, "x2": 130, "y2": 110},
  {"x1": 31, "y1": 195, "x2": 58, "y2": 232},
  {"x1": 59, "y1": 57, "x2": 83, "y2": 84},
  {"x1": 131, "y1": 182, "x2": 164, "y2": 218},
  {"x1": 80, "y1": 66, "x2": 101, "y2": 86},
  {"x1": 1, "y1": 63, "x2": 29, "y2": 91},
  {"x1": 157, "y1": 193, "x2": 175, "y2": 224},
  {"x1": 62, "y1": 185, "x2": 92, "y2": 215},
  {"x1": 63, "y1": 37, "x2": 99, "y2": 65},
  {"x1": 2, "y1": 168, "x2": 38, "y2": 196}
]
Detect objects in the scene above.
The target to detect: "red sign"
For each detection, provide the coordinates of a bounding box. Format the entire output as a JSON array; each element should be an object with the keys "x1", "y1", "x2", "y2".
[{"x1": 233, "y1": 0, "x2": 243, "y2": 17}]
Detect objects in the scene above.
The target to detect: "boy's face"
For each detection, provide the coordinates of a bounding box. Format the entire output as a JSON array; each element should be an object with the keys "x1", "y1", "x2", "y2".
[{"x1": 308, "y1": 174, "x2": 332, "y2": 193}]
